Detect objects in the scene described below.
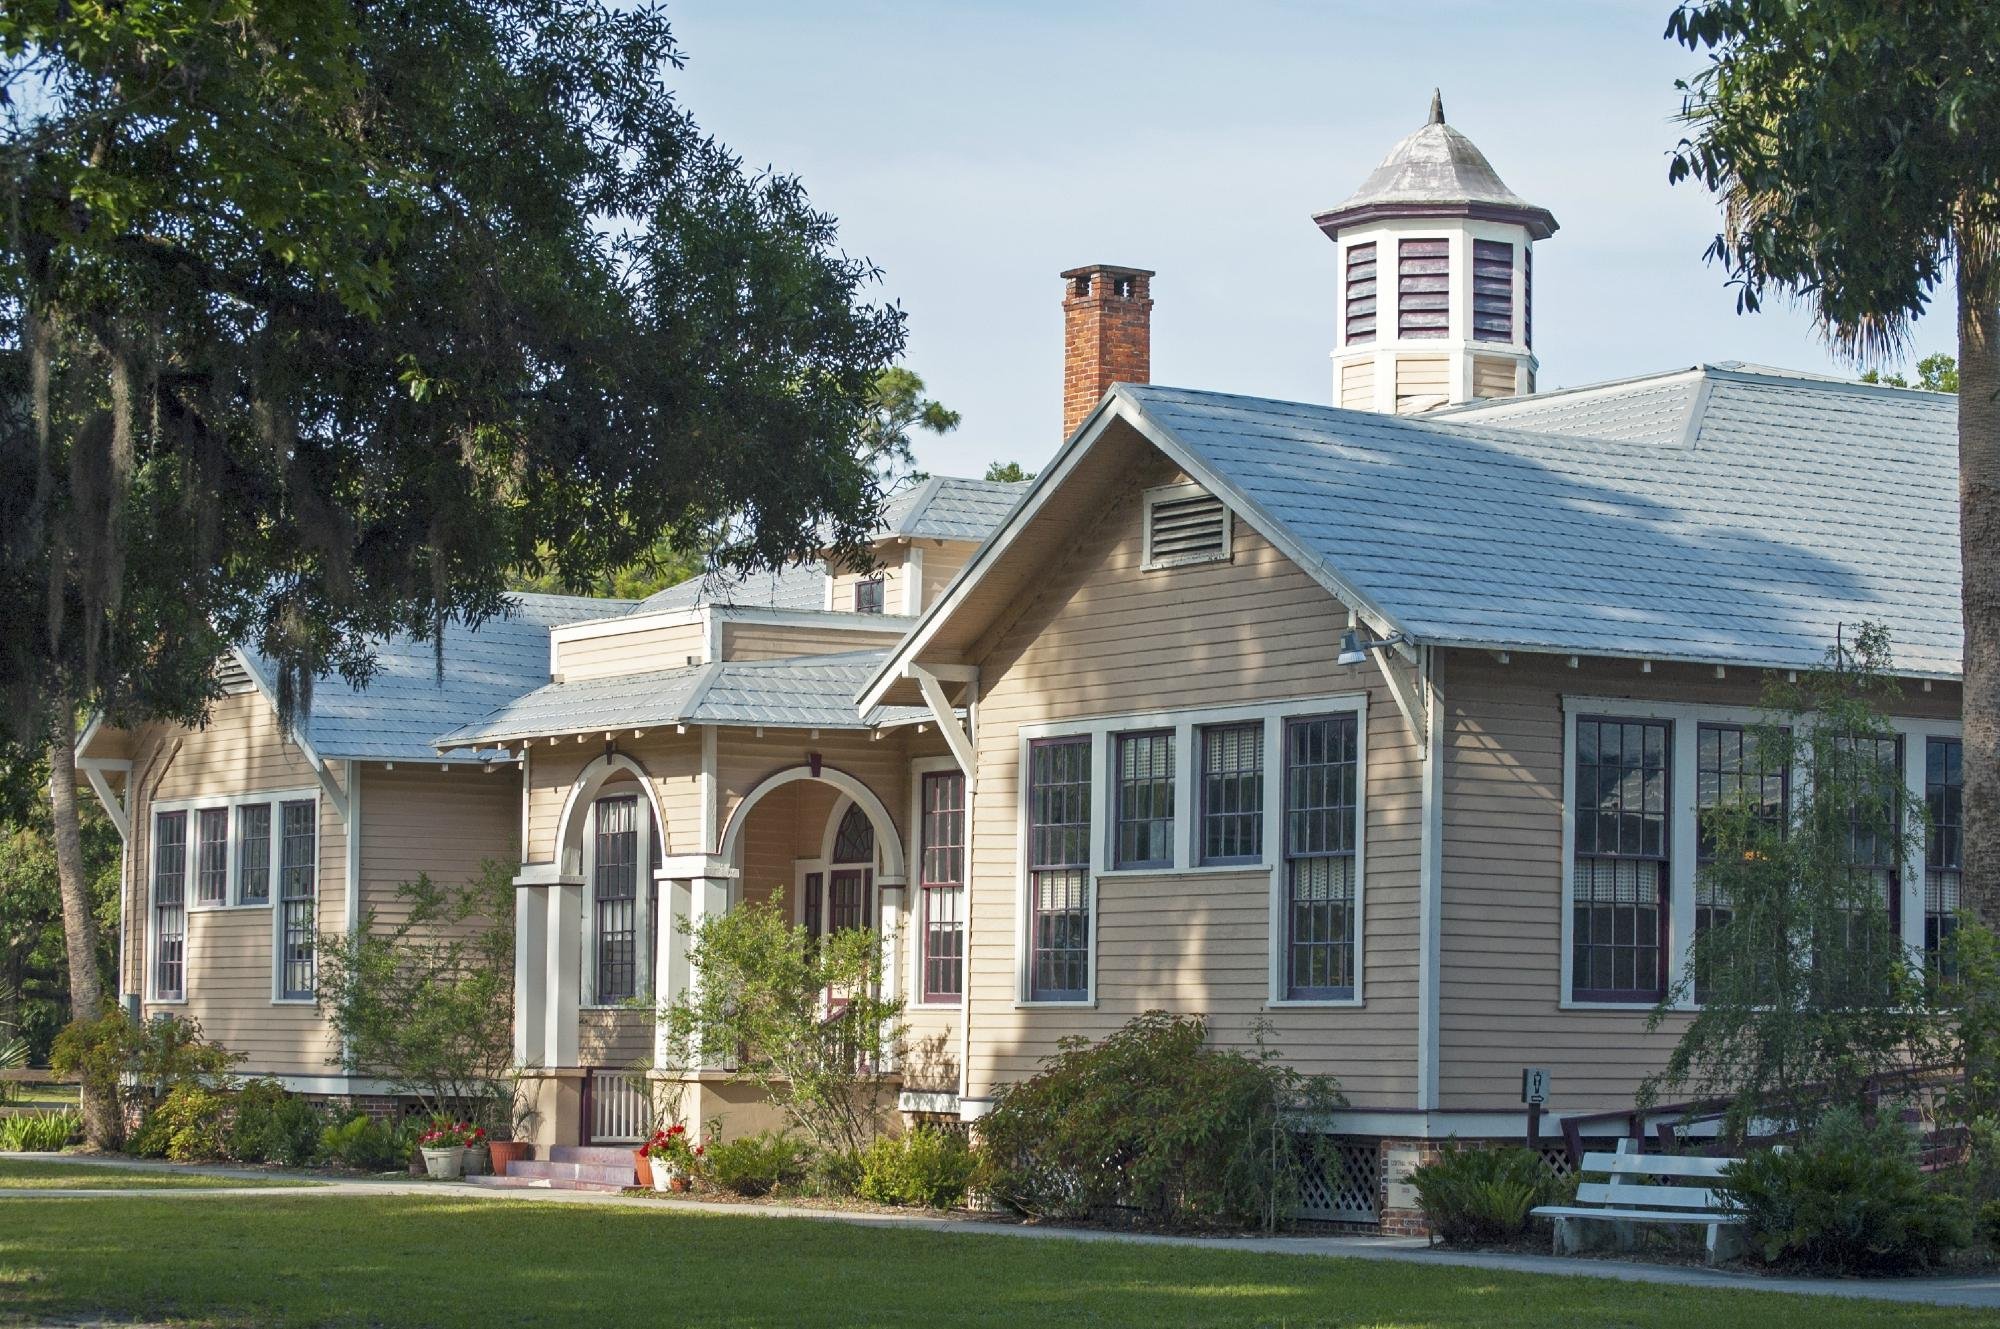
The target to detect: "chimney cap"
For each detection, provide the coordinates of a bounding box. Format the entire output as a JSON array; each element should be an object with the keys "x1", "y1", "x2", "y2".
[{"x1": 1060, "y1": 262, "x2": 1156, "y2": 281}]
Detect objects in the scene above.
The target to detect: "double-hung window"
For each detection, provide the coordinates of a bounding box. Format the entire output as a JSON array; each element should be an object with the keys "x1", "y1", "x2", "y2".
[
  {"x1": 920, "y1": 771, "x2": 966, "y2": 1003},
  {"x1": 194, "y1": 808, "x2": 230, "y2": 907},
  {"x1": 153, "y1": 811, "x2": 188, "y2": 1001},
  {"x1": 1112, "y1": 730, "x2": 1174, "y2": 869},
  {"x1": 1283, "y1": 715, "x2": 1359, "y2": 1000},
  {"x1": 278, "y1": 799, "x2": 318, "y2": 1000},
  {"x1": 235, "y1": 804, "x2": 272, "y2": 904},
  {"x1": 854, "y1": 576, "x2": 886, "y2": 615},
  {"x1": 1693, "y1": 725, "x2": 1787, "y2": 936},
  {"x1": 594, "y1": 795, "x2": 641, "y2": 1004},
  {"x1": 1199, "y1": 723, "x2": 1263, "y2": 865},
  {"x1": 1571, "y1": 717, "x2": 1670, "y2": 1003},
  {"x1": 1926, "y1": 737, "x2": 1963, "y2": 968},
  {"x1": 1028, "y1": 737, "x2": 1092, "y2": 1001}
]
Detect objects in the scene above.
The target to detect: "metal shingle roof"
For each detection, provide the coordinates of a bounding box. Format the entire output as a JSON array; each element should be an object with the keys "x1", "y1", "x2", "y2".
[
  {"x1": 627, "y1": 561, "x2": 830, "y2": 616},
  {"x1": 880, "y1": 476, "x2": 1030, "y2": 541},
  {"x1": 436, "y1": 650, "x2": 925, "y2": 748},
  {"x1": 1119, "y1": 367, "x2": 1959, "y2": 678},
  {"x1": 242, "y1": 593, "x2": 629, "y2": 763}
]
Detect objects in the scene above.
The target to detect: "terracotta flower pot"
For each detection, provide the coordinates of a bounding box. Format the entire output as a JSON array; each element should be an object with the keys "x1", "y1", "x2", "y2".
[
  {"x1": 634, "y1": 1149, "x2": 654, "y2": 1189},
  {"x1": 670, "y1": 1174, "x2": 691, "y2": 1193},
  {"x1": 489, "y1": 1141, "x2": 531, "y2": 1177}
]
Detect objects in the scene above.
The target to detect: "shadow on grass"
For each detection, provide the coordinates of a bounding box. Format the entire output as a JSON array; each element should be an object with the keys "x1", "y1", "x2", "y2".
[{"x1": 0, "y1": 1193, "x2": 1985, "y2": 1329}]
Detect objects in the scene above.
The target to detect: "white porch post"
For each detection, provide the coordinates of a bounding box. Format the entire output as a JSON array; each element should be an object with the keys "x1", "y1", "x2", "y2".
[
  {"x1": 654, "y1": 874, "x2": 692, "y2": 1070},
  {"x1": 878, "y1": 875, "x2": 907, "y2": 1072},
  {"x1": 545, "y1": 881, "x2": 582, "y2": 1067},
  {"x1": 513, "y1": 884, "x2": 548, "y2": 1068},
  {"x1": 689, "y1": 874, "x2": 731, "y2": 1071}
]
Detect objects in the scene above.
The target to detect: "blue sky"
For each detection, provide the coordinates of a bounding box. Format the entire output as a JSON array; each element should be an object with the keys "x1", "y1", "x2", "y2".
[{"x1": 666, "y1": 1, "x2": 1957, "y2": 477}]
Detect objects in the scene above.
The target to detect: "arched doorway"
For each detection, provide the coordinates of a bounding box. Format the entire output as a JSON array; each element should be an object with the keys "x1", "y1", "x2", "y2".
[{"x1": 800, "y1": 801, "x2": 878, "y2": 940}]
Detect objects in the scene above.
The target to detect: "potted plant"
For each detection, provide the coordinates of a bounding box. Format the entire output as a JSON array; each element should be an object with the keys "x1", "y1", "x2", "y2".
[
  {"x1": 418, "y1": 1120, "x2": 477, "y2": 1179},
  {"x1": 641, "y1": 1124, "x2": 704, "y2": 1193},
  {"x1": 460, "y1": 1123, "x2": 491, "y2": 1176},
  {"x1": 489, "y1": 1136, "x2": 532, "y2": 1177}
]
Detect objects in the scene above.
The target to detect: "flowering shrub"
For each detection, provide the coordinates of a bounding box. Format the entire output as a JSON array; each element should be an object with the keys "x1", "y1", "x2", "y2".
[
  {"x1": 418, "y1": 1120, "x2": 485, "y2": 1150},
  {"x1": 642, "y1": 1124, "x2": 705, "y2": 1172}
]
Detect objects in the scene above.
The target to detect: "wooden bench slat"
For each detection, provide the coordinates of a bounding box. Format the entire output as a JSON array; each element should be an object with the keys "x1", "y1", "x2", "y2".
[
  {"x1": 1532, "y1": 1205, "x2": 1742, "y2": 1226},
  {"x1": 1579, "y1": 1152, "x2": 1734, "y2": 1179},
  {"x1": 1575, "y1": 1181, "x2": 1720, "y2": 1209}
]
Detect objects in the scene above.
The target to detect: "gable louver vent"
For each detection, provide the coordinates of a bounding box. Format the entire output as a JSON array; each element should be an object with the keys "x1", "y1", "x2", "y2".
[
  {"x1": 1143, "y1": 483, "x2": 1232, "y2": 569},
  {"x1": 216, "y1": 655, "x2": 255, "y2": 695}
]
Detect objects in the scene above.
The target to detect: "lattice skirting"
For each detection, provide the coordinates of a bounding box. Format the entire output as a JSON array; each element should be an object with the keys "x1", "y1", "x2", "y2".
[{"x1": 1295, "y1": 1135, "x2": 1381, "y2": 1224}]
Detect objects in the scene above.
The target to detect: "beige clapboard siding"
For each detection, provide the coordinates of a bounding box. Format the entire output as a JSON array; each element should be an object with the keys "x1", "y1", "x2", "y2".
[
  {"x1": 1436, "y1": 651, "x2": 1961, "y2": 1111},
  {"x1": 1472, "y1": 356, "x2": 1517, "y2": 400},
  {"x1": 720, "y1": 622, "x2": 905, "y2": 662},
  {"x1": 919, "y1": 541, "x2": 975, "y2": 609},
  {"x1": 523, "y1": 732, "x2": 702, "y2": 864},
  {"x1": 963, "y1": 455, "x2": 1423, "y2": 1106},
  {"x1": 828, "y1": 551, "x2": 907, "y2": 614},
  {"x1": 359, "y1": 766, "x2": 518, "y2": 931},
  {"x1": 1395, "y1": 356, "x2": 1449, "y2": 412},
  {"x1": 1340, "y1": 359, "x2": 1377, "y2": 410},
  {"x1": 555, "y1": 619, "x2": 706, "y2": 681},
  {"x1": 124, "y1": 692, "x2": 348, "y2": 1077},
  {"x1": 716, "y1": 730, "x2": 910, "y2": 849}
]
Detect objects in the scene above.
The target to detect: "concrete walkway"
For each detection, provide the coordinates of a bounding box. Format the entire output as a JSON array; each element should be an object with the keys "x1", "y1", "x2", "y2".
[{"x1": 9, "y1": 1153, "x2": 2000, "y2": 1312}]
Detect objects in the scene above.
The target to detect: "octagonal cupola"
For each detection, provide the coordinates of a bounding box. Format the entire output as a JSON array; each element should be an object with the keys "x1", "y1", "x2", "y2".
[{"x1": 1315, "y1": 91, "x2": 1557, "y2": 413}]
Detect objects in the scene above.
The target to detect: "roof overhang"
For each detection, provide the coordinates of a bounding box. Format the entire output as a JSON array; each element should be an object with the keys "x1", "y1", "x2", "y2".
[
  {"x1": 856, "y1": 387, "x2": 1417, "y2": 713},
  {"x1": 1312, "y1": 200, "x2": 1558, "y2": 242}
]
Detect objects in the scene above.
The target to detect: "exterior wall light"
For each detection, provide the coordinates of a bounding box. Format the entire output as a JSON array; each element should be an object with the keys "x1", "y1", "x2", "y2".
[{"x1": 1336, "y1": 628, "x2": 1407, "y2": 667}]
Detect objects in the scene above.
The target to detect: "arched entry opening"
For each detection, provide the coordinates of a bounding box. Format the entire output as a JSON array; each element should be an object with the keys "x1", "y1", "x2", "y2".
[{"x1": 554, "y1": 753, "x2": 668, "y2": 1006}]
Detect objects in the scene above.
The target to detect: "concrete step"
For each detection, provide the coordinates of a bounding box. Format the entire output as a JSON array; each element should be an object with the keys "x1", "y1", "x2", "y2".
[
  {"x1": 463, "y1": 1173, "x2": 628, "y2": 1194},
  {"x1": 505, "y1": 1158, "x2": 636, "y2": 1187},
  {"x1": 549, "y1": 1145, "x2": 643, "y2": 1168}
]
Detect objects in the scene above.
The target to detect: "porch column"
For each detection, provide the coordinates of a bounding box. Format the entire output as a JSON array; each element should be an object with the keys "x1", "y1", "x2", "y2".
[
  {"x1": 878, "y1": 874, "x2": 907, "y2": 1071},
  {"x1": 689, "y1": 874, "x2": 731, "y2": 1071},
  {"x1": 654, "y1": 874, "x2": 692, "y2": 1071},
  {"x1": 514, "y1": 883, "x2": 548, "y2": 1068},
  {"x1": 544, "y1": 880, "x2": 582, "y2": 1067}
]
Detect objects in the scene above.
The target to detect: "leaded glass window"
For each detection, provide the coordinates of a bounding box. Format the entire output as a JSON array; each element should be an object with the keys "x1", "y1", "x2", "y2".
[
  {"x1": 1199, "y1": 723, "x2": 1264, "y2": 865},
  {"x1": 1572, "y1": 717, "x2": 1669, "y2": 1002},
  {"x1": 1284, "y1": 715, "x2": 1358, "y2": 999},
  {"x1": 1112, "y1": 730, "x2": 1174, "y2": 869},
  {"x1": 1028, "y1": 737, "x2": 1091, "y2": 1001}
]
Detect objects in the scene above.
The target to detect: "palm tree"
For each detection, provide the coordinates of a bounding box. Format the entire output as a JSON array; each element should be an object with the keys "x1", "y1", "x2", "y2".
[{"x1": 1668, "y1": 1, "x2": 2000, "y2": 926}]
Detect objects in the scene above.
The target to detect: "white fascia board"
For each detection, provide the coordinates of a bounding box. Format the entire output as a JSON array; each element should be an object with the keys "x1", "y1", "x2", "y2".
[
  {"x1": 549, "y1": 605, "x2": 705, "y2": 646},
  {"x1": 714, "y1": 605, "x2": 918, "y2": 633},
  {"x1": 1431, "y1": 639, "x2": 1962, "y2": 685}
]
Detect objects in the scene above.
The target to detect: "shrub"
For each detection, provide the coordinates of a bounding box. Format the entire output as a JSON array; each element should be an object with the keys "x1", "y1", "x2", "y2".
[
  {"x1": 319, "y1": 1114, "x2": 407, "y2": 1171},
  {"x1": 0, "y1": 1109, "x2": 82, "y2": 1152},
  {"x1": 977, "y1": 1011, "x2": 1343, "y2": 1231},
  {"x1": 804, "y1": 1146, "x2": 865, "y2": 1198},
  {"x1": 1716, "y1": 1109, "x2": 1970, "y2": 1273},
  {"x1": 658, "y1": 895, "x2": 901, "y2": 1159},
  {"x1": 1411, "y1": 1145, "x2": 1573, "y2": 1245},
  {"x1": 859, "y1": 1125, "x2": 975, "y2": 1209},
  {"x1": 228, "y1": 1080, "x2": 324, "y2": 1166},
  {"x1": 129, "y1": 1082, "x2": 232, "y2": 1161},
  {"x1": 703, "y1": 1130, "x2": 809, "y2": 1197},
  {"x1": 1981, "y1": 1199, "x2": 2000, "y2": 1254},
  {"x1": 51, "y1": 1010, "x2": 239, "y2": 1150}
]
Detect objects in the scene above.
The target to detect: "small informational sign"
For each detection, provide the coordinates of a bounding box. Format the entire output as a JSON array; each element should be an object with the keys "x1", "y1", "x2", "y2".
[{"x1": 1521, "y1": 1067, "x2": 1552, "y2": 1105}]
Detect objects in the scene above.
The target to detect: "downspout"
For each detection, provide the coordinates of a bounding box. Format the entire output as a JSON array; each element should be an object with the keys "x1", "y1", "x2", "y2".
[{"x1": 1415, "y1": 647, "x2": 1444, "y2": 1113}]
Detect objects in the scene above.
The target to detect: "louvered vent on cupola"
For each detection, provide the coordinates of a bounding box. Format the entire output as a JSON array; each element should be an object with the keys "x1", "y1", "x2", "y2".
[{"x1": 1143, "y1": 482, "x2": 1232, "y2": 570}]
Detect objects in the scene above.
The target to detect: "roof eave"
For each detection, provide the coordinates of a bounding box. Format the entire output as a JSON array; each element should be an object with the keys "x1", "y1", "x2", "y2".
[{"x1": 1313, "y1": 199, "x2": 1558, "y2": 242}]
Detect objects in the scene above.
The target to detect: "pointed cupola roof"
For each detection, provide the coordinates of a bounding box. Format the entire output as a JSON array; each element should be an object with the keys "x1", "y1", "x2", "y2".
[{"x1": 1313, "y1": 91, "x2": 1558, "y2": 240}]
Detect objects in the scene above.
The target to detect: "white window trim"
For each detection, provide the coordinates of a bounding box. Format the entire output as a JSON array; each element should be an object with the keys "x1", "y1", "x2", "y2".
[
  {"x1": 1140, "y1": 481, "x2": 1232, "y2": 571},
  {"x1": 268, "y1": 793, "x2": 325, "y2": 1005},
  {"x1": 1558, "y1": 696, "x2": 1956, "y2": 1012},
  {"x1": 580, "y1": 791, "x2": 655, "y2": 1011},
  {"x1": 910, "y1": 756, "x2": 966, "y2": 1010},
  {"x1": 148, "y1": 788, "x2": 318, "y2": 1006},
  {"x1": 1014, "y1": 690, "x2": 1370, "y2": 1011}
]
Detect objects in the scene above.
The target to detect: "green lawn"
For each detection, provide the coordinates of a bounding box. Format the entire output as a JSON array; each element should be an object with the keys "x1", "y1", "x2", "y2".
[
  {"x1": 0, "y1": 1193, "x2": 1987, "y2": 1328},
  {"x1": 0, "y1": 1159, "x2": 314, "y2": 1190},
  {"x1": 1, "y1": 1083, "x2": 79, "y2": 1111}
]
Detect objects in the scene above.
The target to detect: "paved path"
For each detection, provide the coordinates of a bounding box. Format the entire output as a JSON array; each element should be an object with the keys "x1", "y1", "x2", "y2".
[{"x1": 9, "y1": 1153, "x2": 2000, "y2": 1312}]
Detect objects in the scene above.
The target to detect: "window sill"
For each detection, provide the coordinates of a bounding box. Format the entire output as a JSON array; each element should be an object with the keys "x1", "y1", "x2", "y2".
[
  {"x1": 580, "y1": 1002, "x2": 649, "y2": 1012},
  {"x1": 1265, "y1": 996, "x2": 1362, "y2": 1009},
  {"x1": 271, "y1": 997, "x2": 315, "y2": 1007},
  {"x1": 1559, "y1": 998, "x2": 1665, "y2": 1012},
  {"x1": 148, "y1": 997, "x2": 189, "y2": 1007},
  {"x1": 1097, "y1": 863, "x2": 1270, "y2": 879},
  {"x1": 1013, "y1": 998, "x2": 1095, "y2": 1010},
  {"x1": 916, "y1": 999, "x2": 965, "y2": 1011},
  {"x1": 190, "y1": 902, "x2": 270, "y2": 913}
]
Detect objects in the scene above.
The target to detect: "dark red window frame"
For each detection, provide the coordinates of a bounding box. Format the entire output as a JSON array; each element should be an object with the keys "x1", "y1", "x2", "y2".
[
  {"x1": 1028, "y1": 736, "x2": 1092, "y2": 1002},
  {"x1": 920, "y1": 771, "x2": 965, "y2": 1003}
]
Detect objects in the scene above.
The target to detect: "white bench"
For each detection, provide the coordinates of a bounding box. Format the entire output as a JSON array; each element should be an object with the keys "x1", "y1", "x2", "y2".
[{"x1": 1530, "y1": 1139, "x2": 1747, "y2": 1264}]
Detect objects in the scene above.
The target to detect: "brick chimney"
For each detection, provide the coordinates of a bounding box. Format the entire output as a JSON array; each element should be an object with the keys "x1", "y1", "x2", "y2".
[{"x1": 1061, "y1": 264, "x2": 1154, "y2": 438}]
